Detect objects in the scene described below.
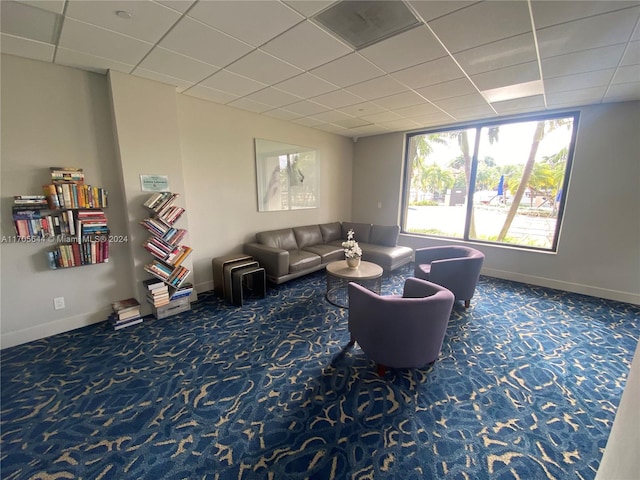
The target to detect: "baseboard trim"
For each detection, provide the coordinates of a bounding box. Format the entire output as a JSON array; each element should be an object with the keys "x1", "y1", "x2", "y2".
[
  {"x1": 1, "y1": 307, "x2": 113, "y2": 350},
  {"x1": 482, "y1": 268, "x2": 640, "y2": 305}
]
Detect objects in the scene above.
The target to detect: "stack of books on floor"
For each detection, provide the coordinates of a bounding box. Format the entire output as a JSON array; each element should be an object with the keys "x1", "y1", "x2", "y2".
[
  {"x1": 109, "y1": 298, "x2": 143, "y2": 330},
  {"x1": 144, "y1": 278, "x2": 170, "y2": 307}
]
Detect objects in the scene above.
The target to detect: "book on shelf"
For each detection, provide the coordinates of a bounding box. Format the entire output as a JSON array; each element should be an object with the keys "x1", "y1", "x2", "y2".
[
  {"x1": 170, "y1": 283, "x2": 193, "y2": 300},
  {"x1": 42, "y1": 184, "x2": 108, "y2": 209}
]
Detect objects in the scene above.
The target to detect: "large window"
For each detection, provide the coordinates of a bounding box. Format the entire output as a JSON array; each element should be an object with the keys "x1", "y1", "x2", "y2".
[{"x1": 402, "y1": 113, "x2": 578, "y2": 251}]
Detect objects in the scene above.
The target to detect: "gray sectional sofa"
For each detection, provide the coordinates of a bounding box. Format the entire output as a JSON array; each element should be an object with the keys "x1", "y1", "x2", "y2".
[{"x1": 244, "y1": 222, "x2": 414, "y2": 284}]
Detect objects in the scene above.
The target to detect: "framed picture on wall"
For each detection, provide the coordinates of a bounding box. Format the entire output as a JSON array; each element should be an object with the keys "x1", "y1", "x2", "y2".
[{"x1": 254, "y1": 139, "x2": 319, "y2": 212}]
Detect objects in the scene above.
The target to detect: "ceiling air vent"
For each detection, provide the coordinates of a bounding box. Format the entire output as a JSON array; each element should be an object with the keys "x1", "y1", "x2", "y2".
[{"x1": 313, "y1": 1, "x2": 422, "y2": 50}]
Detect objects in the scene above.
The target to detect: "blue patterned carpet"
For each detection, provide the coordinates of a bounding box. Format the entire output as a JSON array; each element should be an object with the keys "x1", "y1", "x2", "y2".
[{"x1": 1, "y1": 264, "x2": 639, "y2": 479}]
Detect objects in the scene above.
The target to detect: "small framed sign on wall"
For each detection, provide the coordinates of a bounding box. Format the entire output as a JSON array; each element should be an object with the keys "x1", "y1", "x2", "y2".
[{"x1": 140, "y1": 175, "x2": 170, "y2": 192}]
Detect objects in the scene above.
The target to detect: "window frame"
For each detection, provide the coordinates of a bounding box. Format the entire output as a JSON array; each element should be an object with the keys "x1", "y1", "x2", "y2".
[{"x1": 401, "y1": 111, "x2": 580, "y2": 252}]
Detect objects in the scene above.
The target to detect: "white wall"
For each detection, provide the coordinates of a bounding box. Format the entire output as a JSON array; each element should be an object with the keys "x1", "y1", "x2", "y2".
[
  {"x1": 176, "y1": 94, "x2": 353, "y2": 293},
  {"x1": 0, "y1": 55, "x2": 133, "y2": 347},
  {"x1": 353, "y1": 102, "x2": 640, "y2": 304},
  {"x1": 0, "y1": 55, "x2": 353, "y2": 347}
]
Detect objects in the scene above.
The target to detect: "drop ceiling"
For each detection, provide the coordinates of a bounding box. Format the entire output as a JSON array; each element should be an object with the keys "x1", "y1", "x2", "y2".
[{"x1": 1, "y1": 0, "x2": 639, "y2": 138}]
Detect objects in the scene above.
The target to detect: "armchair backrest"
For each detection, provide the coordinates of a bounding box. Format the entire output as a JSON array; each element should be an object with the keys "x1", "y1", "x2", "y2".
[
  {"x1": 348, "y1": 278, "x2": 454, "y2": 369},
  {"x1": 415, "y1": 246, "x2": 485, "y2": 301}
]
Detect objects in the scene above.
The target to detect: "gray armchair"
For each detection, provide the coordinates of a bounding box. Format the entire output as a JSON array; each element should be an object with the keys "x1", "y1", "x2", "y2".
[
  {"x1": 414, "y1": 245, "x2": 485, "y2": 308},
  {"x1": 348, "y1": 278, "x2": 455, "y2": 376}
]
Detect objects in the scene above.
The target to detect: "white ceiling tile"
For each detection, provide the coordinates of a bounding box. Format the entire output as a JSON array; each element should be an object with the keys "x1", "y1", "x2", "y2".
[
  {"x1": 245, "y1": 87, "x2": 303, "y2": 108},
  {"x1": 65, "y1": 1, "x2": 181, "y2": 43},
  {"x1": 314, "y1": 123, "x2": 345, "y2": 133},
  {"x1": 283, "y1": 1, "x2": 335, "y2": 18},
  {"x1": 621, "y1": 41, "x2": 640, "y2": 66},
  {"x1": 336, "y1": 101, "x2": 386, "y2": 117},
  {"x1": 415, "y1": 77, "x2": 478, "y2": 101},
  {"x1": 546, "y1": 86, "x2": 607, "y2": 106},
  {"x1": 160, "y1": 16, "x2": 253, "y2": 68},
  {"x1": 55, "y1": 46, "x2": 133, "y2": 74},
  {"x1": 183, "y1": 84, "x2": 239, "y2": 104},
  {"x1": 227, "y1": 97, "x2": 273, "y2": 113},
  {"x1": 133, "y1": 67, "x2": 194, "y2": 91},
  {"x1": 1, "y1": 1, "x2": 60, "y2": 43},
  {"x1": 262, "y1": 108, "x2": 304, "y2": 121},
  {"x1": 612, "y1": 65, "x2": 640, "y2": 84},
  {"x1": 19, "y1": 1, "x2": 65, "y2": 15},
  {"x1": 428, "y1": 1, "x2": 532, "y2": 53},
  {"x1": 603, "y1": 82, "x2": 640, "y2": 102},
  {"x1": 344, "y1": 75, "x2": 409, "y2": 100},
  {"x1": 453, "y1": 33, "x2": 537, "y2": 76},
  {"x1": 361, "y1": 111, "x2": 403, "y2": 123},
  {"x1": 448, "y1": 104, "x2": 497, "y2": 120},
  {"x1": 541, "y1": 44, "x2": 626, "y2": 78},
  {"x1": 537, "y1": 7, "x2": 640, "y2": 58},
  {"x1": 227, "y1": 50, "x2": 303, "y2": 85},
  {"x1": 310, "y1": 53, "x2": 386, "y2": 87},
  {"x1": 310, "y1": 109, "x2": 352, "y2": 123},
  {"x1": 349, "y1": 124, "x2": 390, "y2": 137},
  {"x1": 188, "y1": 0, "x2": 303, "y2": 47},
  {"x1": 136, "y1": 47, "x2": 218, "y2": 83},
  {"x1": 380, "y1": 119, "x2": 421, "y2": 130},
  {"x1": 433, "y1": 93, "x2": 490, "y2": 111},
  {"x1": 545, "y1": 69, "x2": 616, "y2": 93},
  {"x1": 531, "y1": 1, "x2": 638, "y2": 29},
  {"x1": 333, "y1": 117, "x2": 374, "y2": 129},
  {"x1": 283, "y1": 100, "x2": 329, "y2": 116},
  {"x1": 58, "y1": 19, "x2": 152, "y2": 65},
  {"x1": 393, "y1": 102, "x2": 441, "y2": 118},
  {"x1": 292, "y1": 116, "x2": 327, "y2": 127},
  {"x1": 391, "y1": 56, "x2": 465, "y2": 89},
  {"x1": 199, "y1": 69, "x2": 267, "y2": 97},
  {"x1": 156, "y1": 1, "x2": 196, "y2": 14},
  {"x1": 359, "y1": 25, "x2": 447, "y2": 73},
  {"x1": 262, "y1": 20, "x2": 351, "y2": 71},
  {"x1": 490, "y1": 95, "x2": 546, "y2": 114},
  {"x1": 0, "y1": 33, "x2": 54, "y2": 62},
  {"x1": 373, "y1": 91, "x2": 426, "y2": 110},
  {"x1": 471, "y1": 61, "x2": 540, "y2": 91},
  {"x1": 274, "y1": 73, "x2": 339, "y2": 98},
  {"x1": 311, "y1": 89, "x2": 364, "y2": 108},
  {"x1": 410, "y1": 112, "x2": 455, "y2": 127},
  {"x1": 408, "y1": 1, "x2": 476, "y2": 23}
]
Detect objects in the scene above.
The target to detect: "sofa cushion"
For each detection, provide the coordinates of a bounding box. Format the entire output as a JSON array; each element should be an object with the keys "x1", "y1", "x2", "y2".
[
  {"x1": 256, "y1": 228, "x2": 298, "y2": 250},
  {"x1": 303, "y1": 244, "x2": 344, "y2": 263},
  {"x1": 293, "y1": 225, "x2": 323, "y2": 249},
  {"x1": 341, "y1": 222, "x2": 371, "y2": 243},
  {"x1": 369, "y1": 224, "x2": 400, "y2": 247},
  {"x1": 288, "y1": 250, "x2": 321, "y2": 273},
  {"x1": 319, "y1": 222, "x2": 342, "y2": 243},
  {"x1": 361, "y1": 243, "x2": 413, "y2": 267}
]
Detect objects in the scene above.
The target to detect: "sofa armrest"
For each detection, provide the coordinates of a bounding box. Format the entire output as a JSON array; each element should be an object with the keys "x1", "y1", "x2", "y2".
[{"x1": 244, "y1": 242, "x2": 289, "y2": 278}]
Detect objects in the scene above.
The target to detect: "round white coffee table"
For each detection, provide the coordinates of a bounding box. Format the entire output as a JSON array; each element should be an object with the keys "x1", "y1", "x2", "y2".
[{"x1": 326, "y1": 260, "x2": 383, "y2": 308}]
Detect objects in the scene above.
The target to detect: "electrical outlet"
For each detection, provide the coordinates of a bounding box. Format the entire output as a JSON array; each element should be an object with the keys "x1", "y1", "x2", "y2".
[
  {"x1": 377, "y1": 201, "x2": 382, "y2": 209},
  {"x1": 54, "y1": 297, "x2": 65, "y2": 310}
]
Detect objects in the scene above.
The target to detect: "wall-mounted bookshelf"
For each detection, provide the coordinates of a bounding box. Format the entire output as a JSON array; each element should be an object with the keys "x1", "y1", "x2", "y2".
[{"x1": 10, "y1": 167, "x2": 110, "y2": 269}]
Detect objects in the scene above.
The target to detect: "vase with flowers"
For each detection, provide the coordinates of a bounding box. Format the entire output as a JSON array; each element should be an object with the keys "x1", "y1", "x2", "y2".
[{"x1": 342, "y1": 229, "x2": 363, "y2": 269}]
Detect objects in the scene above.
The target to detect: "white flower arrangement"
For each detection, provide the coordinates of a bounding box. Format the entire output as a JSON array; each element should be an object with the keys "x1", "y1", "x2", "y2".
[{"x1": 342, "y1": 229, "x2": 362, "y2": 259}]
